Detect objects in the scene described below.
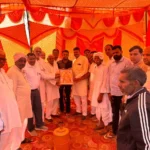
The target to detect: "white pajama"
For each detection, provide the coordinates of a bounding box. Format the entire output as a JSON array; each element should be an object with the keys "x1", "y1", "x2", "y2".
[
  {"x1": 46, "y1": 98, "x2": 59, "y2": 119},
  {"x1": 74, "y1": 95, "x2": 87, "y2": 116}
]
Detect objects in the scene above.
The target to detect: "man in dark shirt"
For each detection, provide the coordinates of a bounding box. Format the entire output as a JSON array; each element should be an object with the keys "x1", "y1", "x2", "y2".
[{"x1": 57, "y1": 50, "x2": 72, "y2": 114}]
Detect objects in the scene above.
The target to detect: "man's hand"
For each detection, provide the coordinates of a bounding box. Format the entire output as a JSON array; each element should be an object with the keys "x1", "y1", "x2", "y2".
[
  {"x1": 97, "y1": 93, "x2": 104, "y2": 103},
  {"x1": 55, "y1": 73, "x2": 60, "y2": 79}
]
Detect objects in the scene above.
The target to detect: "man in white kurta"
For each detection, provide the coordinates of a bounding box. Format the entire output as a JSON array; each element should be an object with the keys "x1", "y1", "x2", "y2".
[
  {"x1": 7, "y1": 53, "x2": 33, "y2": 143},
  {"x1": 0, "y1": 51, "x2": 22, "y2": 150},
  {"x1": 91, "y1": 52, "x2": 112, "y2": 134},
  {"x1": 33, "y1": 47, "x2": 47, "y2": 121},
  {"x1": 143, "y1": 46, "x2": 150, "y2": 91},
  {"x1": 45, "y1": 55, "x2": 60, "y2": 121},
  {"x1": 72, "y1": 47, "x2": 89, "y2": 120}
]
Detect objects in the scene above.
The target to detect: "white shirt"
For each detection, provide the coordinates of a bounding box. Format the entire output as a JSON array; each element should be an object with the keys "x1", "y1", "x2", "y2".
[
  {"x1": 23, "y1": 63, "x2": 41, "y2": 90},
  {"x1": 108, "y1": 56, "x2": 132, "y2": 96}
]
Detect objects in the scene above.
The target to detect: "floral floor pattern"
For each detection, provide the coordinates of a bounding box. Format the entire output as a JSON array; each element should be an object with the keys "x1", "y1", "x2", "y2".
[{"x1": 21, "y1": 105, "x2": 116, "y2": 150}]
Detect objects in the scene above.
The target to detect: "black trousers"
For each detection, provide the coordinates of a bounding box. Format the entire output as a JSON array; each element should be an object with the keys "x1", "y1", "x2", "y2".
[
  {"x1": 59, "y1": 85, "x2": 71, "y2": 113},
  {"x1": 111, "y1": 95, "x2": 122, "y2": 135},
  {"x1": 27, "y1": 89, "x2": 44, "y2": 131}
]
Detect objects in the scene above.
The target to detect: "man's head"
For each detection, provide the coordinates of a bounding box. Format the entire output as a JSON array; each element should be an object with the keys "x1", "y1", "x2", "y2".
[
  {"x1": 52, "y1": 49, "x2": 59, "y2": 60},
  {"x1": 143, "y1": 46, "x2": 150, "y2": 66},
  {"x1": 47, "y1": 54, "x2": 54, "y2": 65},
  {"x1": 27, "y1": 53, "x2": 36, "y2": 66},
  {"x1": 41, "y1": 51, "x2": 46, "y2": 60},
  {"x1": 33, "y1": 47, "x2": 42, "y2": 60},
  {"x1": 0, "y1": 51, "x2": 6, "y2": 68},
  {"x1": 105, "y1": 44, "x2": 113, "y2": 59},
  {"x1": 84, "y1": 49, "x2": 90, "y2": 58},
  {"x1": 129, "y1": 45, "x2": 143, "y2": 65},
  {"x1": 89, "y1": 50, "x2": 97, "y2": 63},
  {"x1": 62, "y1": 50, "x2": 69, "y2": 60},
  {"x1": 112, "y1": 45, "x2": 123, "y2": 61},
  {"x1": 118, "y1": 67, "x2": 146, "y2": 95},
  {"x1": 93, "y1": 52, "x2": 104, "y2": 66},
  {"x1": 73, "y1": 47, "x2": 80, "y2": 58},
  {"x1": 14, "y1": 53, "x2": 26, "y2": 70}
]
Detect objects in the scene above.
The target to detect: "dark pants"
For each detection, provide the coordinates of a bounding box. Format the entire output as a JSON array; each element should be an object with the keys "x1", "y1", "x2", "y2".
[
  {"x1": 111, "y1": 95, "x2": 122, "y2": 135},
  {"x1": 59, "y1": 85, "x2": 71, "y2": 113},
  {"x1": 27, "y1": 89, "x2": 44, "y2": 131}
]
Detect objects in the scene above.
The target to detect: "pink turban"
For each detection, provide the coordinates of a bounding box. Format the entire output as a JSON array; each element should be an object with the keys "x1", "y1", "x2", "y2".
[
  {"x1": 13, "y1": 53, "x2": 26, "y2": 62},
  {"x1": 93, "y1": 52, "x2": 104, "y2": 60}
]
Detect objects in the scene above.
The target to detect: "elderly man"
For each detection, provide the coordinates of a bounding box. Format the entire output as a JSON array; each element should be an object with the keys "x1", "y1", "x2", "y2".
[
  {"x1": 33, "y1": 47, "x2": 47, "y2": 121},
  {"x1": 117, "y1": 67, "x2": 150, "y2": 150},
  {"x1": 129, "y1": 45, "x2": 147, "y2": 72},
  {"x1": 91, "y1": 52, "x2": 112, "y2": 134},
  {"x1": 72, "y1": 47, "x2": 89, "y2": 120},
  {"x1": 45, "y1": 55, "x2": 60, "y2": 121},
  {"x1": 7, "y1": 53, "x2": 33, "y2": 147},
  {"x1": 0, "y1": 51, "x2": 22, "y2": 150}
]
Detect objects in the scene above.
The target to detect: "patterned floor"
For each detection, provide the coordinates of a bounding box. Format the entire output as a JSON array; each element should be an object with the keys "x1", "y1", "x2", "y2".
[{"x1": 21, "y1": 105, "x2": 116, "y2": 150}]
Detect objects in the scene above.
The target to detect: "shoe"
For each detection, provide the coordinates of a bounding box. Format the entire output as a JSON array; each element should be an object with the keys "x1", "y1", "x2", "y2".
[
  {"x1": 35, "y1": 125, "x2": 48, "y2": 131},
  {"x1": 21, "y1": 138, "x2": 33, "y2": 144},
  {"x1": 45, "y1": 118, "x2": 53, "y2": 122},
  {"x1": 104, "y1": 131, "x2": 116, "y2": 139},
  {"x1": 16, "y1": 148, "x2": 22, "y2": 150},
  {"x1": 89, "y1": 114, "x2": 95, "y2": 118},
  {"x1": 73, "y1": 112, "x2": 81, "y2": 116},
  {"x1": 28, "y1": 130, "x2": 38, "y2": 136},
  {"x1": 51, "y1": 114, "x2": 60, "y2": 118},
  {"x1": 94, "y1": 125, "x2": 104, "y2": 130},
  {"x1": 81, "y1": 116, "x2": 86, "y2": 120}
]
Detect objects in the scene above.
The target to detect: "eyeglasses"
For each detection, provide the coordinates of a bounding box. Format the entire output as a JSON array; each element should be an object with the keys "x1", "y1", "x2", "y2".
[{"x1": 0, "y1": 58, "x2": 7, "y2": 61}]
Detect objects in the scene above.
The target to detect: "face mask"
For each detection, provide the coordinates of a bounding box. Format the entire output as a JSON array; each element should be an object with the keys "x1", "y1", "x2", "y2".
[{"x1": 113, "y1": 55, "x2": 122, "y2": 61}]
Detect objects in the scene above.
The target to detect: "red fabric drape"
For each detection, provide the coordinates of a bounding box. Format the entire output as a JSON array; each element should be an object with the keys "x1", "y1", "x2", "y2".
[
  {"x1": 133, "y1": 9, "x2": 144, "y2": 22},
  {"x1": 0, "y1": 14, "x2": 5, "y2": 23},
  {"x1": 119, "y1": 14, "x2": 130, "y2": 25},
  {"x1": 0, "y1": 24, "x2": 29, "y2": 48},
  {"x1": 30, "y1": 11, "x2": 46, "y2": 22},
  {"x1": 146, "y1": 20, "x2": 150, "y2": 46},
  {"x1": 8, "y1": 10, "x2": 23, "y2": 23},
  {"x1": 76, "y1": 37, "x2": 104, "y2": 54},
  {"x1": 71, "y1": 18, "x2": 82, "y2": 30},
  {"x1": 113, "y1": 30, "x2": 122, "y2": 45},
  {"x1": 29, "y1": 22, "x2": 57, "y2": 45},
  {"x1": 103, "y1": 17, "x2": 115, "y2": 27},
  {"x1": 48, "y1": 14, "x2": 64, "y2": 26},
  {"x1": 56, "y1": 31, "x2": 65, "y2": 57},
  {"x1": 0, "y1": 40, "x2": 8, "y2": 72}
]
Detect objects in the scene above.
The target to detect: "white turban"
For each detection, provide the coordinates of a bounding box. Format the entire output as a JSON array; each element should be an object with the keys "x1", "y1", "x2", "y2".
[
  {"x1": 13, "y1": 53, "x2": 26, "y2": 62},
  {"x1": 93, "y1": 52, "x2": 104, "y2": 60}
]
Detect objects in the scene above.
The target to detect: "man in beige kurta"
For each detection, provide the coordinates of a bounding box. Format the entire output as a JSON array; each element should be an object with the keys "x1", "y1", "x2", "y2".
[
  {"x1": 7, "y1": 53, "x2": 33, "y2": 145},
  {"x1": 0, "y1": 51, "x2": 22, "y2": 150},
  {"x1": 72, "y1": 47, "x2": 89, "y2": 120}
]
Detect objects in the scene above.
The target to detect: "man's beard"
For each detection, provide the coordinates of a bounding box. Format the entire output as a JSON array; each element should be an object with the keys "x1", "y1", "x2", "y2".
[{"x1": 113, "y1": 55, "x2": 122, "y2": 61}]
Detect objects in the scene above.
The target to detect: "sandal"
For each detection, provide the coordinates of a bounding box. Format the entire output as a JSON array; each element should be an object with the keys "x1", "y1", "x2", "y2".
[{"x1": 21, "y1": 138, "x2": 33, "y2": 144}]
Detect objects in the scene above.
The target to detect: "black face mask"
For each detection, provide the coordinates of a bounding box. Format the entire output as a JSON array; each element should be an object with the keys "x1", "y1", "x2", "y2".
[{"x1": 113, "y1": 55, "x2": 122, "y2": 61}]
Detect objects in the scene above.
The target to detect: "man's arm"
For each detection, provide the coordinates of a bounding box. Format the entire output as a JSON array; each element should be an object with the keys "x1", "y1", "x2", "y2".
[{"x1": 130, "y1": 92, "x2": 150, "y2": 150}]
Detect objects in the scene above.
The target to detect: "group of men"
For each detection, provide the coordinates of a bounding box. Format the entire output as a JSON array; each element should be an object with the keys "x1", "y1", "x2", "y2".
[{"x1": 0, "y1": 44, "x2": 150, "y2": 150}]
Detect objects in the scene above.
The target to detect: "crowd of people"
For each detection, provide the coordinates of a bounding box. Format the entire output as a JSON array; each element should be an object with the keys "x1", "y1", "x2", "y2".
[{"x1": 0, "y1": 44, "x2": 150, "y2": 150}]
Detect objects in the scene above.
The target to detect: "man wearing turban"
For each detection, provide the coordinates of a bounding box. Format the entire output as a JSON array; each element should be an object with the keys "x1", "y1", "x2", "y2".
[{"x1": 7, "y1": 52, "x2": 33, "y2": 148}]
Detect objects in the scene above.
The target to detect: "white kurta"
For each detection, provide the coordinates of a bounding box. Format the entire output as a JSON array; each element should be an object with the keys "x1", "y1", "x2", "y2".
[
  {"x1": 72, "y1": 55, "x2": 89, "y2": 96},
  {"x1": 91, "y1": 64, "x2": 110, "y2": 107},
  {"x1": 45, "y1": 62, "x2": 60, "y2": 101},
  {"x1": 7, "y1": 66, "x2": 33, "y2": 122},
  {"x1": 0, "y1": 69, "x2": 21, "y2": 134},
  {"x1": 36, "y1": 58, "x2": 47, "y2": 103}
]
